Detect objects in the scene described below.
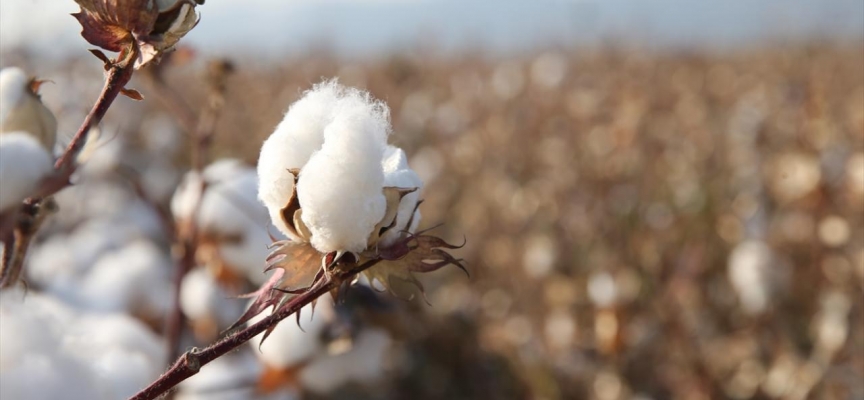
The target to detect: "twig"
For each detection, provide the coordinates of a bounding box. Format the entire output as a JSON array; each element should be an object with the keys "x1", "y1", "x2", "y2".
[
  {"x1": 129, "y1": 259, "x2": 380, "y2": 400},
  {"x1": 0, "y1": 53, "x2": 136, "y2": 288},
  {"x1": 163, "y1": 59, "x2": 233, "y2": 362}
]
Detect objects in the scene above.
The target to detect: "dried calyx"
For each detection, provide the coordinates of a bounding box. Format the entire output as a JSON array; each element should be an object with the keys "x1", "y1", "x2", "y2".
[{"x1": 73, "y1": 0, "x2": 202, "y2": 68}]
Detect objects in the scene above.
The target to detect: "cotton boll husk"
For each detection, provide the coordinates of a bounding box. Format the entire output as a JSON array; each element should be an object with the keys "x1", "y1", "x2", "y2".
[
  {"x1": 0, "y1": 132, "x2": 53, "y2": 213},
  {"x1": 77, "y1": 241, "x2": 172, "y2": 316},
  {"x1": 249, "y1": 294, "x2": 335, "y2": 369},
  {"x1": 180, "y1": 268, "x2": 245, "y2": 327},
  {"x1": 297, "y1": 91, "x2": 391, "y2": 253},
  {"x1": 299, "y1": 328, "x2": 393, "y2": 394},
  {"x1": 258, "y1": 82, "x2": 346, "y2": 240},
  {"x1": 0, "y1": 67, "x2": 57, "y2": 149}
]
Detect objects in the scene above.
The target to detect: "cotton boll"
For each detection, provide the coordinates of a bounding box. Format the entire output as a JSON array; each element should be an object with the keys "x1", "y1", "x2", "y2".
[
  {"x1": 0, "y1": 132, "x2": 53, "y2": 213},
  {"x1": 258, "y1": 82, "x2": 346, "y2": 240},
  {"x1": 249, "y1": 294, "x2": 335, "y2": 369},
  {"x1": 297, "y1": 91, "x2": 391, "y2": 253},
  {"x1": 299, "y1": 328, "x2": 392, "y2": 394},
  {"x1": 0, "y1": 67, "x2": 57, "y2": 149}
]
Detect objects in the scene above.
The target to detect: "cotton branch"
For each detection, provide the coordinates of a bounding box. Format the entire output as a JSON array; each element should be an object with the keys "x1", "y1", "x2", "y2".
[
  {"x1": 0, "y1": 50, "x2": 137, "y2": 289},
  {"x1": 129, "y1": 258, "x2": 381, "y2": 400},
  {"x1": 161, "y1": 59, "x2": 234, "y2": 362}
]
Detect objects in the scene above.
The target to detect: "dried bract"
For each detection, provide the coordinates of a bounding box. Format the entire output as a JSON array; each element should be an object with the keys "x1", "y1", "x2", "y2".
[{"x1": 73, "y1": 0, "x2": 201, "y2": 68}]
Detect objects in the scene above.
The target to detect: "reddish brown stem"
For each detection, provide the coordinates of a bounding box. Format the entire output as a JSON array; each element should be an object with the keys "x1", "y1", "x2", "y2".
[{"x1": 129, "y1": 260, "x2": 378, "y2": 400}]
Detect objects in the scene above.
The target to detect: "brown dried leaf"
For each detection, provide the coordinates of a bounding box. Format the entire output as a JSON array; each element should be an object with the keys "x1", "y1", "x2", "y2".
[
  {"x1": 73, "y1": 0, "x2": 158, "y2": 51},
  {"x1": 120, "y1": 87, "x2": 144, "y2": 100}
]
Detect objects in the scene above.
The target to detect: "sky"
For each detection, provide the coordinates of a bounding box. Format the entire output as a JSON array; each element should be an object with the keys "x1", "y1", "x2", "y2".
[{"x1": 1, "y1": 0, "x2": 862, "y2": 59}]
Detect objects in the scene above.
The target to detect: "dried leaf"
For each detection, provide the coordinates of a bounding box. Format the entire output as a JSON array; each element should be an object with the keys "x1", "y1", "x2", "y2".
[
  {"x1": 88, "y1": 49, "x2": 112, "y2": 68},
  {"x1": 120, "y1": 87, "x2": 144, "y2": 100}
]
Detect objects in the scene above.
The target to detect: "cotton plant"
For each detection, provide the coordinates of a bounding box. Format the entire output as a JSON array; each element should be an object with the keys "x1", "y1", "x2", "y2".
[
  {"x1": 171, "y1": 159, "x2": 274, "y2": 286},
  {"x1": 236, "y1": 80, "x2": 466, "y2": 338}
]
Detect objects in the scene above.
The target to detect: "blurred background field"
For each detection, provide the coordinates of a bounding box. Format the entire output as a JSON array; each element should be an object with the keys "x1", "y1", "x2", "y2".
[{"x1": 1, "y1": 1, "x2": 863, "y2": 400}]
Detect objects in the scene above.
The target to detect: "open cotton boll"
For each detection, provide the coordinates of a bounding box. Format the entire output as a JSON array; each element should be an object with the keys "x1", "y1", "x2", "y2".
[
  {"x1": 297, "y1": 91, "x2": 391, "y2": 253},
  {"x1": 0, "y1": 132, "x2": 53, "y2": 213},
  {"x1": 299, "y1": 327, "x2": 393, "y2": 394},
  {"x1": 257, "y1": 81, "x2": 347, "y2": 241},
  {"x1": 249, "y1": 294, "x2": 335, "y2": 369}
]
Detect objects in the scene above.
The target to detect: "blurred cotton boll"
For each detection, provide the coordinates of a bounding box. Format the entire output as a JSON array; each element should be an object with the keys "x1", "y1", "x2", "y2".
[
  {"x1": 0, "y1": 132, "x2": 54, "y2": 213},
  {"x1": 728, "y1": 240, "x2": 786, "y2": 315},
  {"x1": 172, "y1": 158, "x2": 273, "y2": 284},
  {"x1": 180, "y1": 268, "x2": 246, "y2": 341},
  {"x1": 0, "y1": 67, "x2": 56, "y2": 149},
  {"x1": 0, "y1": 288, "x2": 165, "y2": 400}
]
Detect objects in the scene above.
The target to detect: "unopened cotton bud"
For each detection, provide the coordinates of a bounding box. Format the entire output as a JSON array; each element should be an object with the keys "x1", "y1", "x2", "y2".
[
  {"x1": 0, "y1": 67, "x2": 57, "y2": 149},
  {"x1": 0, "y1": 133, "x2": 54, "y2": 213}
]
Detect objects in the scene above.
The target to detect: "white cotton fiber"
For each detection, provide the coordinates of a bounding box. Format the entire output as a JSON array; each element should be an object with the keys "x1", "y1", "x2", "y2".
[
  {"x1": 0, "y1": 132, "x2": 53, "y2": 213},
  {"x1": 258, "y1": 81, "x2": 346, "y2": 240},
  {"x1": 297, "y1": 89, "x2": 391, "y2": 253},
  {"x1": 249, "y1": 294, "x2": 335, "y2": 369},
  {"x1": 0, "y1": 67, "x2": 28, "y2": 123},
  {"x1": 380, "y1": 146, "x2": 423, "y2": 245},
  {"x1": 0, "y1": 67, "x2": 57, "y2": 149},
  {"x1": 258, "y1": 80, "x2": 424, "y2": 253}
]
